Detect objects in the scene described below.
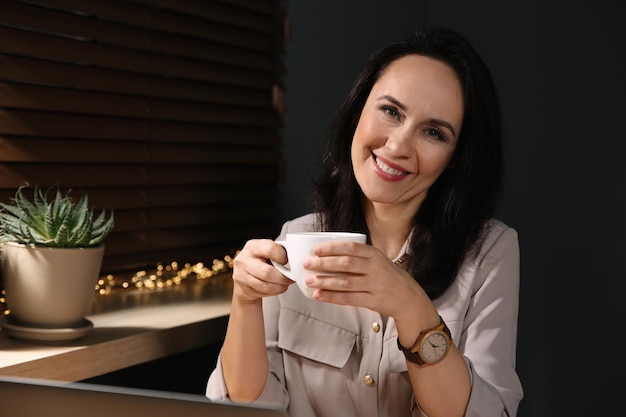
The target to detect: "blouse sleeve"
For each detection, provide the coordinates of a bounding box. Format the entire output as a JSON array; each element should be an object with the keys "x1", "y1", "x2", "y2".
[
  {"x1": 459, "y1": 224, "x2": 524, "y2": 416},
  {"x1": 205, "y1": 219, "x2": 297, "y2": 409},
  {"x1": 204, "y1": 300, "x2": 289, "y2": 409}
]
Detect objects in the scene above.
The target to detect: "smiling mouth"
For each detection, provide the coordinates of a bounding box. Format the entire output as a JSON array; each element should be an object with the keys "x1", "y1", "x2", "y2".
[{"x1": 374, "y1": 155, "x2": 408, "y2": 176}]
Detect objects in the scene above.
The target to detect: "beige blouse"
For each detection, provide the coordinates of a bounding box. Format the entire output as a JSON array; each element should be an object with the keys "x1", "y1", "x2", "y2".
[{"x1": 206, "y1": 214, "x2": 523, "y2": 417}]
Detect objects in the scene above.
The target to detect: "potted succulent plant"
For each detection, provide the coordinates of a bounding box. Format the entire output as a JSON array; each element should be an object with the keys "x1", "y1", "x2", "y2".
[{"x1": 0, "y1": 184, "x2": 114, "y2": 342}]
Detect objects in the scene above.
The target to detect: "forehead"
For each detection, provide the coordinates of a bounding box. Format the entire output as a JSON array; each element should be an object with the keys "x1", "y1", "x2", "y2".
[
  {"x1": 377, "y1": 54, "x2": 460, "y2": 85},
  {"x1": 369, "y1": 54, "x2": 464, "y2": 126}
]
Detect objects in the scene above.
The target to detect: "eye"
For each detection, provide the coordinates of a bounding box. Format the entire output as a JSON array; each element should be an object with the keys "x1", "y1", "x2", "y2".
[
  {"x1": 381, "y1": 105, "x2": 400, "y2": 120},
  {"x1": 423, "y1": 128, "x2": 446, "y2": 142}
]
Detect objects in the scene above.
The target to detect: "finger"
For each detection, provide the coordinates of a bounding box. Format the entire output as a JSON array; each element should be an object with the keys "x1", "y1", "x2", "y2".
[
  {"x1": 243, "y1": 258, "x2": 292, "y2": 286},
  {"x1": 311, "y1": 287, "x2": 370, "y2": 306},
  {"x1": 235, "y1": 240, "x2": 289, "y2": 281},
  {"x1": 234, "y1": 263, "x2": 293, "y2": 298},
  {"x1": 305, "y1": 273, "x2": 365, "y2": 292},
  {"x1": 304, "y1": 254, "x2": 367, "y2": 275},
  {"x1": 312, "y1": 240, "x2": 367, "y2": 258},
  {"x1": 244, "y1": 239, "x2": 288, "y2": 265}
]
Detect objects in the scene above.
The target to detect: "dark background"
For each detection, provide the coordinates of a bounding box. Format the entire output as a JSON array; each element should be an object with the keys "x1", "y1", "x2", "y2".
[{"x1": 279, "y1": 1, "x2": 626, "y2": 416}]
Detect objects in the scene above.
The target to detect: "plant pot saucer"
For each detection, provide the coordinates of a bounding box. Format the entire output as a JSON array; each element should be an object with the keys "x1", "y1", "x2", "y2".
[{"x1": 0, "y1": 316, "x2": 93, "y2": 343}]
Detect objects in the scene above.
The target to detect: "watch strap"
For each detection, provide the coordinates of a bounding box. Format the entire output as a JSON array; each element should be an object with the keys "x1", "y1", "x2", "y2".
[{"x1": 397, "y1": 315, "x2": 451, "y2": 365}]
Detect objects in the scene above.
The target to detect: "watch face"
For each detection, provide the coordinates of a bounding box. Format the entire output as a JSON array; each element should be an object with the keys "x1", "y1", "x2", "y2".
[{"x1": 420, "y1": 332, "x2": 449, "y2": 363}]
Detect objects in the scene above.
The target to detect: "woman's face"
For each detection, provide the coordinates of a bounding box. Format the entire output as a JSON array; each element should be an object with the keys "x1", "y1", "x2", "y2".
[{"x1": 351, "y1": 54, "x2": 464, "y2": 214}]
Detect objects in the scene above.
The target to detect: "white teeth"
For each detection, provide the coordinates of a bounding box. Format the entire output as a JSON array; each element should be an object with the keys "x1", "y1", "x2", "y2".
[{"x1": 375, "y1": 157, "x2": 404, "y2": 176}]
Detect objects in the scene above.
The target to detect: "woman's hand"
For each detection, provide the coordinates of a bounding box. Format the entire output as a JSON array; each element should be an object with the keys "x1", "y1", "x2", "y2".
[
  {"x1": 302, "y1": 241, "x2": 432, "y2": 320},
  {"x1": 232, "y1": 239, "x2": 293, "y2": 304}
]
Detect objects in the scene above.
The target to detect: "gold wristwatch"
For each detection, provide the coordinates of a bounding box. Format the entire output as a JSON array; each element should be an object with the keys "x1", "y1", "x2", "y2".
[{"x1": 397, "y1": 315, "x2": 451, "y2": 365}]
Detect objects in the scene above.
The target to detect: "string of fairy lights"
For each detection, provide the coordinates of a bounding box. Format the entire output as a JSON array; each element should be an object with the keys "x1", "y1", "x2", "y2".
[
  {"x1": 0, "y1": 252, "x2": 238, "y2": 316},
  {"x1": 94, "y1": 253, "x2": 237, "y2": 295}
]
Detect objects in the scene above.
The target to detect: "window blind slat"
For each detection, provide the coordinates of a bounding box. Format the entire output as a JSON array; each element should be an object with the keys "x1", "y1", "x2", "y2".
[
  {"x1": 0, "y1": 55, "x2": 274, "y2": 108},
  {"x1": 146, "y1": 122, "x2": 281, "y2": 145},
  {"x1": 0, "y1": 1, "x2": 274, "y2": 70},
  {"x1": 0, "y1": 163, "x2": 279, "y2": 188},
  {"x1": 149, "y1": 203, "x2": 277, "y2": 229},
  {"x1": 150, "y1": 225, "x2": 273, "y2": 251},
  {"x1": 149, "y1": 145, "x2": 280, "y2": 164},
  {"x1": 216, "y1": 0, "x2": 277, "y2": 15},
  {"x1": 146, "y1": 185, "x2": 278, "y2": 206},
  {"x1": 135, "y1": 0, "x2": 274, "y2": 32},
  {"x1": 0, "y1": 110, "x2": 281, "y2": 144},
  {"x1": 0, "y1": 109, "x2": 151, "y2": 140},
  {"x1": 0, "y1": 26, "x2": 152, "y2": 72},
  {"x1": 0, "y1": 137, "x2": 148, "y2": 163},
  {"x1": 0, "y1": 1, "x2": 272, "y2": 71},
  {"x1": 0, "y1": 164, "x2": 149, "y2": 188},
  {"x1": 0, "y1": 185, "x2": 278, "y2": 212},
  {"x1": 0, "y1": 26, "x2": 273, "y2": 88},
  {"x1": 0, "y1": 1, "x2": 153, "y2": 51},
  {"x1": 0, "y1": 83, "x2": 277, "y2": 125},
  {"x1": 17, "y1": 0, "x2": 275, "y2": 43},
  {"x1": 0, "y1": 137, "x2": 280, "y2": 165},
  {"x1": 148, "y1": 165, "x2": 280, "y2": 186}
]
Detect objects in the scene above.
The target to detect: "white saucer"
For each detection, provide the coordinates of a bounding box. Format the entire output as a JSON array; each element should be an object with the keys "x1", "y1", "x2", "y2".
[{"x1": 0, "y1": 316, "x2": 93, "y2": 342}]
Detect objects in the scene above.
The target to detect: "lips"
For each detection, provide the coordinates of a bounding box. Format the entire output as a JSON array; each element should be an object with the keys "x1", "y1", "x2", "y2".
[{"x1": 373, "y1": 155, "x2": 408, "y2": 178}]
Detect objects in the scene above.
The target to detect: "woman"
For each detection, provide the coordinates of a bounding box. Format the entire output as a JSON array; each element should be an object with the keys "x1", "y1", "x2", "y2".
[{"x1": 206, "y1": 26, "x2": 523, "y2": 417}]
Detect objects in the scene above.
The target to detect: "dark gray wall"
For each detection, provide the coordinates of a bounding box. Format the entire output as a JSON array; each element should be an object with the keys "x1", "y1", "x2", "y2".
[{"x1": 281, "y1": 1, "x2": 626, "y2": 416}]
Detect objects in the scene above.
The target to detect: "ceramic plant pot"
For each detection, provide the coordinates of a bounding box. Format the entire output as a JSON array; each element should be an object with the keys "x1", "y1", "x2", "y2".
[{"x1": 1, "y1": 242, "x2": 104, "y2": 329}]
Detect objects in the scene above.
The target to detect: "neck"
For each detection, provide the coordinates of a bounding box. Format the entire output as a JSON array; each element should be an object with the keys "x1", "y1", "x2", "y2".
[{"x1": 364, "y1": 201, "x2": 414, "y2": 259}]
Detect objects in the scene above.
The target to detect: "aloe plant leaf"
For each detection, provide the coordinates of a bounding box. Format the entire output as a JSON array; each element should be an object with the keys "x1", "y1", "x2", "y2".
[
  {"x1": 54, "y1": 224, "x2": 70, "y2": 246},
  {"x1": 0, "y1": 201, "x2": 27, "y2": 220},
  {"x1": 71, "y1": 194, "x2": 89, "y2": 234},
  {"x1": 27, "y1": 224, "x2": 52, "y2": 245},
  {"x1": 70, "y1": 211, "x2": 93, "y2": 246},
  {"x1": 33, "y1": 184, "x2": 48, "y2": 213},
  {"x1": 14, "y1": 186, "x2": 45, "y2": 228},
  {"x1": 90, "y1": 212, "x2": 114, "y2": 245},
  {"x1": 0, "y1": 184, "x2": 114, "y2": 247}
]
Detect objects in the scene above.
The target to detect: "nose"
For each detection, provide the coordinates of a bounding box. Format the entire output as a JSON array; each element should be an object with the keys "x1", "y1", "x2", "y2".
[{"x1": 385, "y1": 126, "x2": 413, "y2": 157}]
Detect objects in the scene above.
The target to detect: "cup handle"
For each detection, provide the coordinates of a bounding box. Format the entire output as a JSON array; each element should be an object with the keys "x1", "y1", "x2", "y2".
[{"x1": 271, "y1": 240, "x2": 294, "y2": 281}]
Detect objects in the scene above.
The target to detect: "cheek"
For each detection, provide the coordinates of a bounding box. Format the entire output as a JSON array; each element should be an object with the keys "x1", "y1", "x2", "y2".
[
  {"x1": 350, "y1": 137, "x2": 371, "y2": 173},
  {"x1": 416, "y1": 146, "x2": 455, "y2": 176},
  {"x1": 352, "y1": 122, "x2": 368, "y2": 147},
  {"x1": 353, "y1": 110, "x2": 384, "y2": 146},
  {"x1": 351, "y1": 124, "x2": 371, "y2": 159}
]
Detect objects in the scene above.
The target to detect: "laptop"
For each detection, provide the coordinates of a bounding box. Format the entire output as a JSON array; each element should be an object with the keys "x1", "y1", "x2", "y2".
[{"x1": 0, "y1": 376, "x2": 289, "y2": 417}]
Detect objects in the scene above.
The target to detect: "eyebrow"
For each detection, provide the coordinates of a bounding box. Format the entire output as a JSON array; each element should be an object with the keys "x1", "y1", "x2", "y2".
[{"x1": 377, "y1": 95, "x2": 458, "y2": 138}]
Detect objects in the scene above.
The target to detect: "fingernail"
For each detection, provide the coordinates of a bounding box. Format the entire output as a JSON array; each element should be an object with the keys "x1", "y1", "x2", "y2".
[{"x1": 304, "y1": 276, "x2": 314, "y2": 285}]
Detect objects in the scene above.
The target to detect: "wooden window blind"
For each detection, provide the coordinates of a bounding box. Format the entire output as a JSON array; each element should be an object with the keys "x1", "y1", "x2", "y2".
[{"x1": 0, "y1": 0, "x2": 287, "y2": 275}]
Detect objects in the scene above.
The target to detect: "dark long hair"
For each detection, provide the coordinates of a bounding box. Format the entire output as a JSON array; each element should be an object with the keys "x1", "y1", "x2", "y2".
[{"x1": 312, "y1": 26, "x2": 503, "y2": 299}]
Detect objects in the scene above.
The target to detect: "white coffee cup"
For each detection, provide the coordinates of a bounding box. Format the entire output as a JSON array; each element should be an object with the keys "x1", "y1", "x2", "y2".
[{"x1": 271, "y1": 232, "x2": 367, "y2": 298}]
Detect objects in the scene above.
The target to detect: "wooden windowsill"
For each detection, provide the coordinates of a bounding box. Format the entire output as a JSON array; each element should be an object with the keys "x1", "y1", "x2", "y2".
[{"x1": 0, "y1": 274, "x2": 232, "y2": 382}]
